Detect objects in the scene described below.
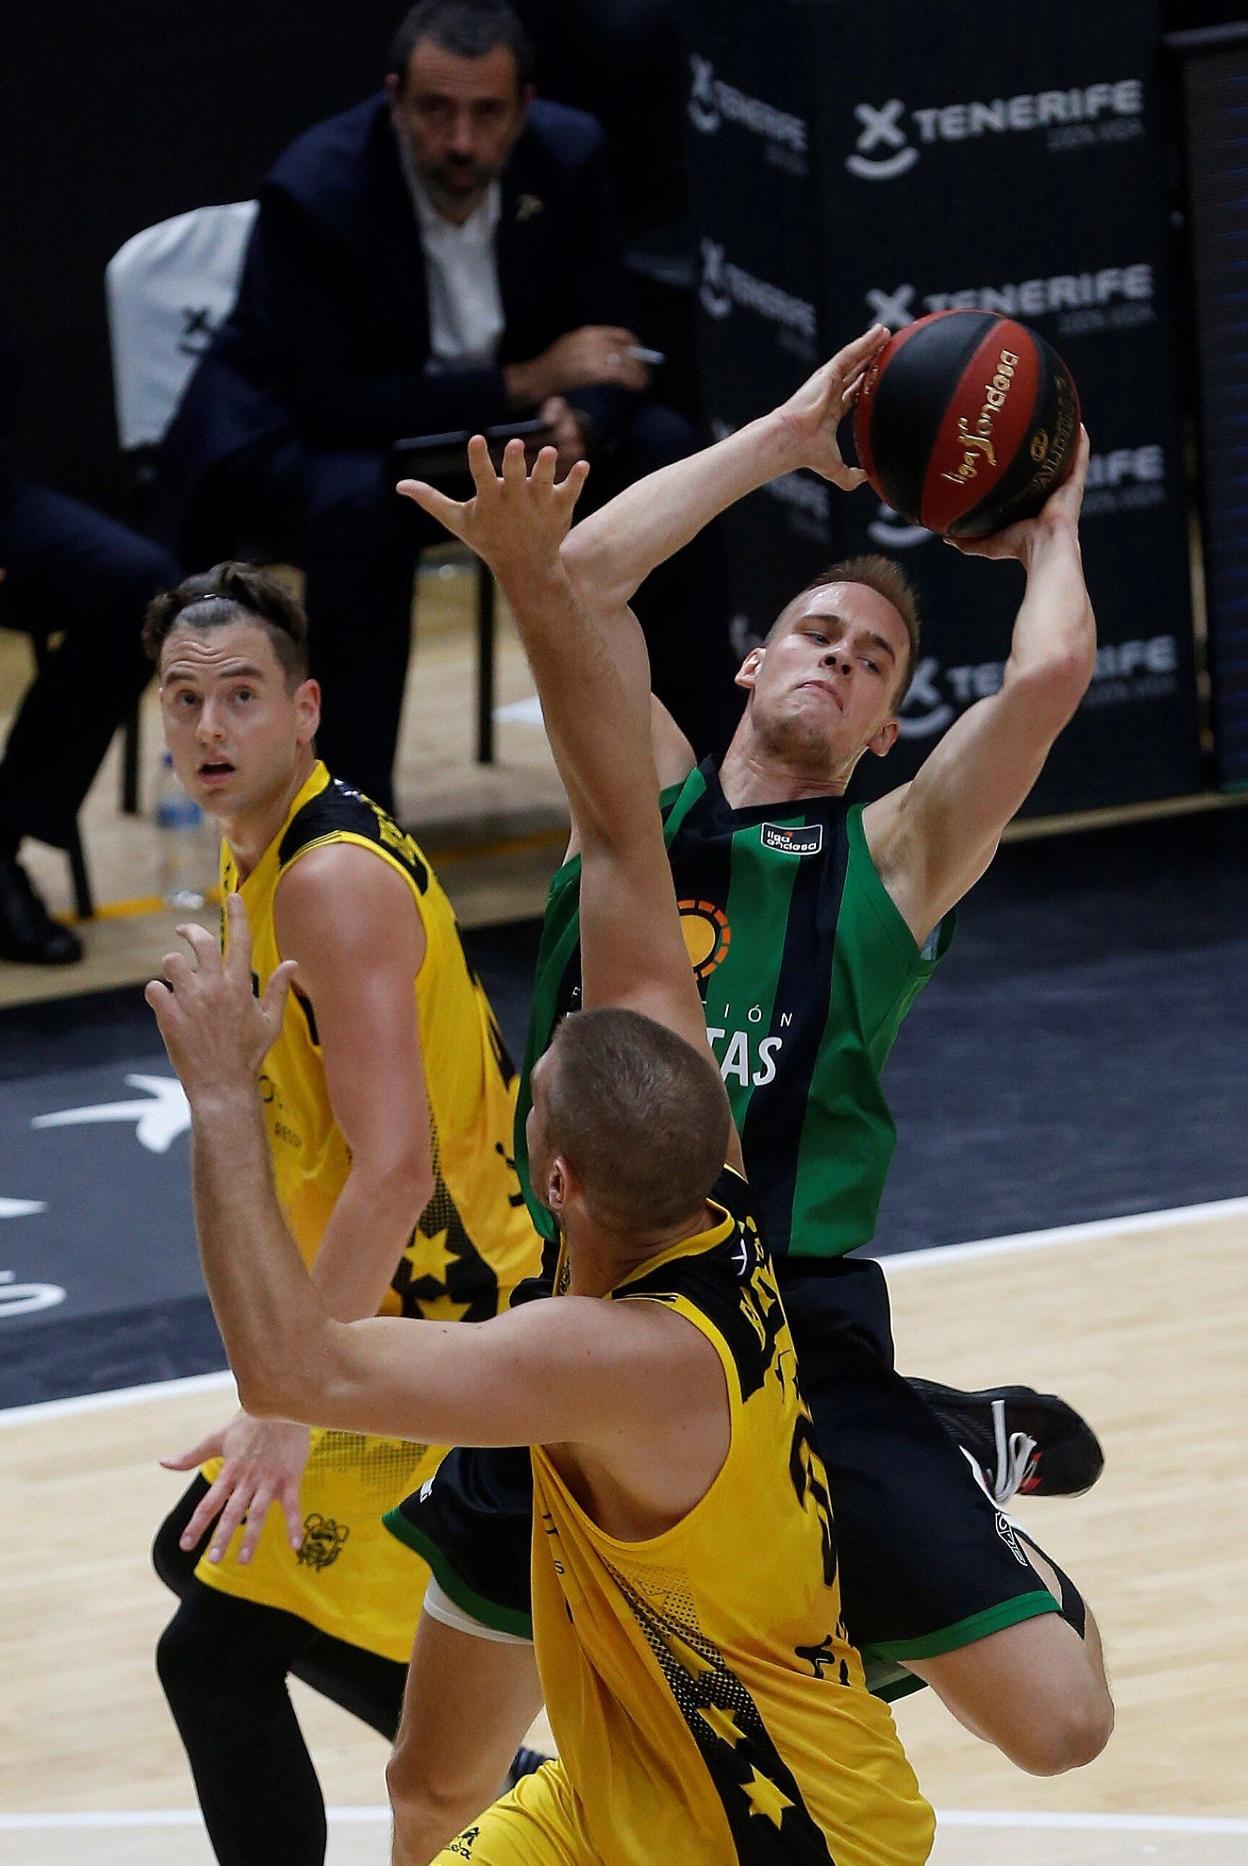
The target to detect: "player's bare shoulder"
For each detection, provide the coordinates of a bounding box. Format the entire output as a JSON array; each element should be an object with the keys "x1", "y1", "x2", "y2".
[{"x1": 274, "y1": 842, "x2": 425, "y2": 971}]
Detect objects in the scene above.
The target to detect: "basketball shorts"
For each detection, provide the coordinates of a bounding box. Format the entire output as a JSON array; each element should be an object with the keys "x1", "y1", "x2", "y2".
[
  {"x1": 430, "y1": 1760, "x2": 594, "y2": 1866},
  {"x1": 385, "y1": 1256, "x2": 1058, "y2": 1696},
  {"x1": 198, "y1": 1427, "x2": 442, "y2": 1663}
]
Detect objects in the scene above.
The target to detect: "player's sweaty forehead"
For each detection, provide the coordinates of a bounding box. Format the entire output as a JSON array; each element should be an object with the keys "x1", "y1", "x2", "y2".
[
  {"x1": 159, "y1": 619, "x2": 283, "y2": 686},
  {"x1": 782, "y1": 582, "x2": 907, "y2": 655}
]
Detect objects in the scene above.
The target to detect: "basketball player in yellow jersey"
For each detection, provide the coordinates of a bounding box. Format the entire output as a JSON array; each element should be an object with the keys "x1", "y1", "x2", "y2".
[
  {"x1": 142, "y1": 562, "x2": 540, "y2": 1866},
  {"x1": 148, "y1": 456, "x2": 934, "y2": 1864}
]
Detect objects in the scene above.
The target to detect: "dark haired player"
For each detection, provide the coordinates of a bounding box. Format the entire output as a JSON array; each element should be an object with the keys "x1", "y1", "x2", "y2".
[
  {"x1": 143, "y1": 563, "x2": 540, "y2": 1865},
  {"x1": 147, "y1": 455, "x2": 936, "y2": 1864},
  {"x1": 382, "y1": 327, "x2": 1112, "y2": 1858}
]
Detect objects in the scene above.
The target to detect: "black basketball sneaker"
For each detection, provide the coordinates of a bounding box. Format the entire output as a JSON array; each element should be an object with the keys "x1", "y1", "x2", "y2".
[{"x1": 908, "y1": 1378, "x2": 1105, "y2": 1505}]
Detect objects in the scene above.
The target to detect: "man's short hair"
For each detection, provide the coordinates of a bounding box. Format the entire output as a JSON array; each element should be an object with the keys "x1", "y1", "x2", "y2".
[
  {"x1": 545, "y1": 1008, "x2": 730, "y2": 1237},
  {"x1": 768, "y1": 554, "x2": 921, "y2": 707},
  {"x1": 143, "y1": 562, "x2": 311, "y2": 690},
  {"x1": 387, "y1": 0, "x2": 536, "y2": 88}
]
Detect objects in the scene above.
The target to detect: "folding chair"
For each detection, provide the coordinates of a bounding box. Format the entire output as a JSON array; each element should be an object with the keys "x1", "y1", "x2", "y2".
[{"x1": 105, "y1": 200, "x2": 260, "y2": 811}]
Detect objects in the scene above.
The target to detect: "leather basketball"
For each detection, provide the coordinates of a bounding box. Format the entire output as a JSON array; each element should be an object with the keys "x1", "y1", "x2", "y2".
[{"x1": 852, "y1": 309, "x2": 1081, "y2": 539}]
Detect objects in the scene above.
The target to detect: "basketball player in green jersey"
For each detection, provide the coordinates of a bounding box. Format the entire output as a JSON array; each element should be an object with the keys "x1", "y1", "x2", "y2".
[
  {"x1": 381, "y1": 325, "x2": 1112, "y2": 1861},
  {"x1": 147, "y1": 445, "x2": 937, "y2": 1866}
]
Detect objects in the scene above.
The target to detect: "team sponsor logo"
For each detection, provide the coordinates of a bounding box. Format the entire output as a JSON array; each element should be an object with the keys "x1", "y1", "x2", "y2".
[
  {"x1": 1082, "y1": 442, "x2": 1168, "y2": 516},
  {"x1": 687, "y1": 53, "x2": 808, "y2": 172},
  {"x1": 707, "y1": 1026, "x2": 784, "y2": 1088},
  {"x1": 296, "y1": 1512, "x2": 350, "y2": 1571},
  {"x1": 447, "y1": 1825, "x2": 480, "y2": 1860},
  {"x1": 899, "y1": 629, "x2": 1182, "y2": 740},
  {"x1": 866, "y1": 265, "x2": 1155, "y2": 336},
  {"x1": 698, "y1": 240, "x2": 817, "y2": 353},
  {"x1": 847, "y1": 80, "x2": 1145, "y2": 181},
  {"x1": 761, "y1": 822, "x2": 824, "y2": 856},
  {"x1": 679, "y1": 898, "x2": 731, "y2": 978}
]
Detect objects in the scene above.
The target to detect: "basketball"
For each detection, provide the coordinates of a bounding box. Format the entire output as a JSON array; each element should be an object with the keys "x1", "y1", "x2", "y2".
[{"x1": 852, "y1": 309, "x2": 1081, "y2": 539}]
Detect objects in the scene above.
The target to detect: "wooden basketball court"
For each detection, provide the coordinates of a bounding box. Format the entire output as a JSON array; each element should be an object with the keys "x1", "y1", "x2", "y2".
[{"x1": 2, "y1": 1198, "x2": 1244, "y2": 1865}]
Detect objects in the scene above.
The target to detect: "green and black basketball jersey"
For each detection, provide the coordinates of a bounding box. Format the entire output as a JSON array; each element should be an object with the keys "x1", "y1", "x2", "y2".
[{"x1": 517, "y1": 758, "x2": 953, "y2": 1260}]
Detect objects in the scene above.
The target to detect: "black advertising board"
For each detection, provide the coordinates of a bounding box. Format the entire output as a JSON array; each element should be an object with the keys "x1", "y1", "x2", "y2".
[
  {"x1": 683, "y1": 4, "x2": 838, "y2": 664},
  {"x1": 1171, "y1": 25, "x2": 1248, "y2": 791},
  {"x1": 684, "y1": 1, "x2": 1205, "y2": 814}
]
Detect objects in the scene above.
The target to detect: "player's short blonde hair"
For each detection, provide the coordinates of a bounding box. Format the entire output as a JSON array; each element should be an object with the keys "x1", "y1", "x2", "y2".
[{"x1": 546, "y1": 1009, "x2": 730, "y2": 1237}]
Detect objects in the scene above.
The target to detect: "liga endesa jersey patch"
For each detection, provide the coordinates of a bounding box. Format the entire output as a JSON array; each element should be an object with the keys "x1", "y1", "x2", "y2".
[
  {"x1": 517, "y1": 757, "x2": 954, "y2": 1261},
  {"x1": 760, "y1": 821, "x2": 824, "y2": 855}
]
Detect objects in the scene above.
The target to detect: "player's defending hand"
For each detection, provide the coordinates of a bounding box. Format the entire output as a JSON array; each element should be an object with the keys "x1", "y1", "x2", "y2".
[
  {"x1": 146, "y1": 893, "x2": 296, "y2": 1103},
  {"x1": 397, "y1": 436, "x2": 589, "y2": 585},
  {"x1": 161, "y1": 1411, "x2": 311, "y2": 1563},
  {"x1": 947, "y1": 426, "x2": 1092, "y2": 565},
  {"x1": 774, "y1": 324, "x2": 889, "y2": 488}
]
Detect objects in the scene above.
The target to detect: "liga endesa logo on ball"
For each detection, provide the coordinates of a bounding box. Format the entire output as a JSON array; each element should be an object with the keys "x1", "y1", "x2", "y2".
[
  {"x1": 846, "y1": 80, "x2": 1145, "y2": 180},
  {"x1": 852, "y1": 309, "x2": 1080, "y2": 539}
]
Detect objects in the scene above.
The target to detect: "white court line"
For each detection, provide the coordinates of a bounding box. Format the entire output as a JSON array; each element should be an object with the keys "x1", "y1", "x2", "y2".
[
  {"x1": 1, "y1": 1808, "x2": 1244, "y2": 1836},
  {"x1": 4, "y1": 1193, "x2": 1246, "y2": 1430},
  {"x1": 878, "y1": 1194, "x2": 1248, "y2": 1275},
  {"x1": 0, "y1": 1367, "x2": 234, "y2": 1430}
]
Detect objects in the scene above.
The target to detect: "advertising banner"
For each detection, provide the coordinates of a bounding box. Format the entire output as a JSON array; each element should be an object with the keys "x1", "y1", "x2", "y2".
[{"x1": 684, "y1": 0, "x2": 1204, "y2": 814}]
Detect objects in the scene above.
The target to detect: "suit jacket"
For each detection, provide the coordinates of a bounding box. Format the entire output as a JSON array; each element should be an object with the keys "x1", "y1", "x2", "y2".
[{"x1": 157, "y1": 94, "x2": 633, "y2": 545}]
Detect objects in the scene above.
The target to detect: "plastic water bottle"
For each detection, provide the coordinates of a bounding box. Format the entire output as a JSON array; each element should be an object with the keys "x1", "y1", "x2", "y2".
[{"x1": 155, "y1": 752, "x2": 210, "y2": 909}]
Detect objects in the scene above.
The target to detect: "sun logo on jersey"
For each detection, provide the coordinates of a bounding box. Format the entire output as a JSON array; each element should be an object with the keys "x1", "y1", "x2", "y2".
[{"x1": 678, "y1": 899, "x2": 730, "y2": 978}]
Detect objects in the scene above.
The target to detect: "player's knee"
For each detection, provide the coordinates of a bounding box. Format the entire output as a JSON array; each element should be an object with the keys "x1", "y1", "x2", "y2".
[
  {"x1": 1010, "y1": 1683, "x2": 1114, "y2": 1775},
  {"x1": 155, "y1": 1603, "x2": 207, "y2": 1709},
  {"x1": 386, "y1": 1744, "x2": 487, "y2": 1848}
]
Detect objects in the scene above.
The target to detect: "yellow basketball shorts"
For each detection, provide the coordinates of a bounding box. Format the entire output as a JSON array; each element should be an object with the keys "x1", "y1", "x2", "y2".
[
  {"x1": 195, "y1": 1428, "x2": 441, "y2": 1662},
  {"x1": 433, "y1": 1762, "x2": 590, "y2": 1866}
]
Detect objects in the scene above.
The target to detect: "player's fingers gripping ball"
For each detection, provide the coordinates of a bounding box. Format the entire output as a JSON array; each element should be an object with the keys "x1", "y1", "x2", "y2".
[{"x1": 851, "y1": 308, "x2": 1081, "y2": 538}]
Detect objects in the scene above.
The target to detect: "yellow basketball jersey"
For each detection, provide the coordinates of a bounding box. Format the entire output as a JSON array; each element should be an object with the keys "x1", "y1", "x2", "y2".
[
  {"x1": 530, "y1": 1171, "x2": 934, "y2": 1865},
  {"x1": 195, "y1": 762, "x2": 541, "y2": 1658}
]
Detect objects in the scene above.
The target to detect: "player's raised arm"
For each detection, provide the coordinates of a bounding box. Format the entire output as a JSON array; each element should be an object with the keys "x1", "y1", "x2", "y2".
[
  {"x1": 146, "y1": 899, "x2": 709, "y2": 1450},
  {"x1": 560, "y1": 324, "x2": 886, "y2": 620},
  {"x1": 866, "y1": 430, "x2": 1096, "y2": 943},
  {"x1": 398, "y1": 440, "x2": 717, "y2": 1074}
]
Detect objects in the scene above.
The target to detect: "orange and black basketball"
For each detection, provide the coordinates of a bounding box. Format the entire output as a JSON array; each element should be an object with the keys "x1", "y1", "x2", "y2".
[{"x1": 852, "y1": 309, "x2": 1081, "y2": 539}]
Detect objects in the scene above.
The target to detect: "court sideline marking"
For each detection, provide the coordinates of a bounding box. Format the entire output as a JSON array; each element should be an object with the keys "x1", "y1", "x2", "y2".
[
  {"x1": 3, "y1": 1192, "x2": 1246, "y2": 1431},
  {"x1": 0, "y1": 1808, "x2": 1245, "y2": 1835}
]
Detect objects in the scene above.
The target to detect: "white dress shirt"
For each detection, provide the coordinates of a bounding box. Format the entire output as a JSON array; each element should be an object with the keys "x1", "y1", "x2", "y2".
[{"x1": 398, "y1": 135, "x2": 505, "y2": 371}]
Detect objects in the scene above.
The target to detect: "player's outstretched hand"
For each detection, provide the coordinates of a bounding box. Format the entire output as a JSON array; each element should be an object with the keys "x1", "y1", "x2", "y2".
[
  {"x1": 397, "y1": 437, "x2": 590, "y2": 584},
  {"x1": 946, "y1": 426, "x2": 1091, "y2": 564},
  {"x1": 162, "y1": 1410, "x2": 311, "y2": 1563},
  {"x1": 776, "y1": 324, "x2": 889, "y2": 488},
  {"x1": 146, "y1": 893, "x2": 296, "y2": 1102}
]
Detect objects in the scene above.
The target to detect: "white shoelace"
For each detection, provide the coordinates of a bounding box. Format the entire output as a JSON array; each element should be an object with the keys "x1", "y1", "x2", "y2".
[
  {"x1": 988, "y1": 1398, "x2": 1038, "y2": 1505},
  {"x1": 958, "y1": 1404, "x2": 1039, "y2": 1506}
]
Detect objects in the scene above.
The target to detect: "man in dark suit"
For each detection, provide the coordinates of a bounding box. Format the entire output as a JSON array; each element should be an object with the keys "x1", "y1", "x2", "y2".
[
  {"x1": 158, "y1": 0, "x2": 733, "y2": 813},
  {"x1": 0, "y1": 307, "x2": 176, "y2": 964}
]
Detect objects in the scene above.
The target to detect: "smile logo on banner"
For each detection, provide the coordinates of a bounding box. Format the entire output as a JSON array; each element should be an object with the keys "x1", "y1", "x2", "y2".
[
  {"x1": 847, "y1": 100, "x2": 917, "y2": 179},
  {"x1": 679, "y1": 899, "x2": 731, "y2": 979},
  {"x1": 898, "y1": 658, "x2": 954, "y2": 740}
]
